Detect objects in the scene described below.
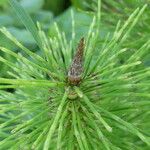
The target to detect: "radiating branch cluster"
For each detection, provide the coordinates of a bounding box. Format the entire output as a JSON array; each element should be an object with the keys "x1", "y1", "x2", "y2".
[{"x1": 0, "y1": 0, "x2": 149, "y2": 149}]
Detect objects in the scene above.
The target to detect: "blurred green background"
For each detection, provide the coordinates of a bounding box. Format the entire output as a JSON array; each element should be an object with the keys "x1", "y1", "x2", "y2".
[{"x1": 0, "y1": 0, "x2": 150, "y2": 77}]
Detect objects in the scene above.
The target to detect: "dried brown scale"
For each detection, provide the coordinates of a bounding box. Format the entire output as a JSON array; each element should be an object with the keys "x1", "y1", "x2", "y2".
[{"x1": 68, "y1": 37, "x2": 85, "y2": 85}]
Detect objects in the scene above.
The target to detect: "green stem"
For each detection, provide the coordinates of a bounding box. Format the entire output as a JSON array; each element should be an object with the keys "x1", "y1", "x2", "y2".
[
  {"x1": 72, "y1": 102, "x2": 85, "y2": 150},
  {"x1": 43, "y1": 91, "x2": 68, "y2": 150},
  {"x1": 0, "y1": 78, "x2": 64, "y2": 87},
  {"x1": 75, "y1": 87, "x2": 112, "y2": 132},
  {"x1": 56, "y1": 104, "x2": 68, "y2": 150}
]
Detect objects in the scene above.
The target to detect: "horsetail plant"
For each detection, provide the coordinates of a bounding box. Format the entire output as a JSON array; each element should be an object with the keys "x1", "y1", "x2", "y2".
[{"x1": 0, "y1": 0, "x2": 150, "y2": 149}]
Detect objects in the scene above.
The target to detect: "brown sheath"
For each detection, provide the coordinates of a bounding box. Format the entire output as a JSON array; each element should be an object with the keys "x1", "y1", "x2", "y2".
[{"x1": 68, "y1": 37, "x2": 85, "y2": 85}]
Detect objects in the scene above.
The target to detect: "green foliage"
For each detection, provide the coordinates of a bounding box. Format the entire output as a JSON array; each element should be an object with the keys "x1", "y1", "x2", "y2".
[
  {"x1": 0, "y1": 0, "x2": 53, "y2": 44},
  {"x1": 0, "y1": 0, "x2": 53, "y2": 76},
  {"x1": 0, "y1": 0, "x2": 150, "y2": 150},
  {"x1": 72, "y1": 0, "x2": 150, "y2": 66},
  {"x1": 43, "y1": 0, "x2": 70, "y2": 16}
]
